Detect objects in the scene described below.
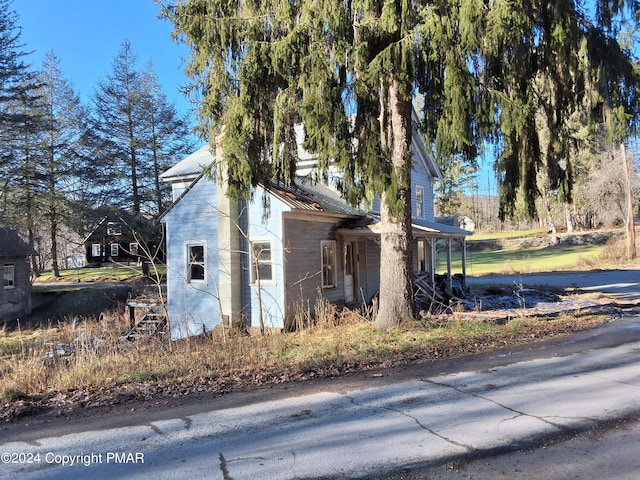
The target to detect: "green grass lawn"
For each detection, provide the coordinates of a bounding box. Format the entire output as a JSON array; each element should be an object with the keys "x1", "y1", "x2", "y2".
[
  {"x1": 468, "y1": 228, "x2": 547, "y2": 241},
  {"x1": 439, "y1": 244, "x2": 605, "y2": 276},
  {"x1": 34, "y1": 264, "x2": 166, "y2": 284}
]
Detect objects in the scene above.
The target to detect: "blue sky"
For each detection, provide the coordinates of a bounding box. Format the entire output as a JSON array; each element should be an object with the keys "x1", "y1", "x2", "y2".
[{"x1": 13, "y1": 0, "x2": 192, "y2": 118}]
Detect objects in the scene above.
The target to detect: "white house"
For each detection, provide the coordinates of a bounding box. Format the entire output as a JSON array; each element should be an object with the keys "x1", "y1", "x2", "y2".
[{"x1": 160, "y1": 125, "x2": 470, "y2": 339}]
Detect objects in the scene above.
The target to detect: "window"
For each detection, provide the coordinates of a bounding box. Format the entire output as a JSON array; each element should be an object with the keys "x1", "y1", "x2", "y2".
[
  {"x1": 416, "y1": 186, "x2": 424, "y2": 218},
  {"x1": 251, "y1": 241, "x2": 273, "y2": 283},
  {"x1": 321, "y1": 240, "x2": 336, "y2": 288},
  {"x1": 106, "y1": 222, "x2": 122, "y2": 236},
  {"x1": 3, "y1": 264, "x2": 15, "y2": 288},
  {"x1": 129, "y1": 243, "x2": 139, "y2": 256},
  {"x1": 110, "y1": 243, "x2": 119, "y2": 257},
  {"x1": 187, "y1": 244, "x2": 206, "y2": 282},
  {"x1": 92, "y1": 243, "x2": 101, "y2": 257}
]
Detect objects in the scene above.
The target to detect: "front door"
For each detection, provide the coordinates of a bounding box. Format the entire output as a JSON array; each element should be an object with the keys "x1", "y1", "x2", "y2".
[{"x1": 343, "y1": 241, "x2": 357, "y2": 303}]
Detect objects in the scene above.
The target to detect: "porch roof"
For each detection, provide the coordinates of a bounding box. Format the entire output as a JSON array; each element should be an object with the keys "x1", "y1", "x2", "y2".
[{"x1": 337, "y1": 216, "x2": 471, "y2": 238}]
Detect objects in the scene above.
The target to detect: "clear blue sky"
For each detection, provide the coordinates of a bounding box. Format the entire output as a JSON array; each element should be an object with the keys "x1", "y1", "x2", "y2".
[{"x1": 13, "y1": 0, "x2": 192, "y2": 118}]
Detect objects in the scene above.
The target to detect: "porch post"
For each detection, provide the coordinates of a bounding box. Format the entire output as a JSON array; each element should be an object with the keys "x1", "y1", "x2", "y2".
[
  {"x1": 428, "y1": 238, "x2": 435, "y2": 283},
  {"x1": 446, "y1": 238, "x2": 452, "y2": 292},
  {"x1": 461, "y1": 238, "x2": 467, "y2": 279}
]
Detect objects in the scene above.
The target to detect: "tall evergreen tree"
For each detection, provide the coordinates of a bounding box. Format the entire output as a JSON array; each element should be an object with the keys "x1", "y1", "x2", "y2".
[
  {"x1": 91, "y1": 40, "x2": 147, "y2": 214},
  {"x1": 139, "y1": 60, "x2": 195, "y2": 216},
  {"x1": 35, "y1": 51, "x2": 86, "y2": 277},
  {"x1": 0, "y1": 0, "x2": 40, "y2": 225},
  {"x1": 91, "y1": 42, "x2": 195, "y2": 217},
  {"x1": 162, "y1": 0, "x2": 640, "y2": 329}
]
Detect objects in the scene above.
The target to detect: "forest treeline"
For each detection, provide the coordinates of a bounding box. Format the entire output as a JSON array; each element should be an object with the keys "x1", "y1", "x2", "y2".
[{"x1": 0, "y1": 2, "x2": 195, "y2": 276}]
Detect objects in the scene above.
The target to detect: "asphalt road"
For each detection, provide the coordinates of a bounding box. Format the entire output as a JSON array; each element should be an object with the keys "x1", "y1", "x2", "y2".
[
  {"x1": 468, "y1": 265, "x2": 640, "y2": 302},
  {"x1": 1, "y1": 268, "x2": 640, "y2": 479}
]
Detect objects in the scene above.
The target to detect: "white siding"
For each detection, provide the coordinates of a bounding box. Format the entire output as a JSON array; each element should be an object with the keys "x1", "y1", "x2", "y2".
[{"x1": 162, "y1": 177, "x2": 221, "y2": 339}]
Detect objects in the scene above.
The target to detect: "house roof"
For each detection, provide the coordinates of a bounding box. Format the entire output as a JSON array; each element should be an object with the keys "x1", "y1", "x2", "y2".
[
  {"x1": 0, "y1": 228, "x2": 38, "y2": 257},
  {"x1": 264, "y1": 178, "x2": 364, "y2": 217},
  {"x1": 337, "y1": 216, "x2": 471, "y2": 238},
  {"x1": 161, "y1": 144, "x2": 215, "y2": 182}
]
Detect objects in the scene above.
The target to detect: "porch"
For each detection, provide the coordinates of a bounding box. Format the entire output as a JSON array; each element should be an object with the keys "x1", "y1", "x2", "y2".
[{"x1": 337, "y1": 217, "x2": 471, "y2": 308}]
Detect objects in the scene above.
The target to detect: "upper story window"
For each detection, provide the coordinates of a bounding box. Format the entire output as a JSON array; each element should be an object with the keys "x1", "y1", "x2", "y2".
[
  {"x1": 416, "y1": 186, "x2": 424, "y2": 218},
  {"x1": 321, "y1": 240, "x2": 336, "y2": 288},
  {"x1": 187, "y1": 244, "x2": 206, "y2": 283},
  {"x1": 107, "y1": 222, "x2": 122, "y2": 236},
  {"x1": 251, "y1": 241, "x2": 273, "y2": 283},
  {"x1": 3, "y1": 263, "x2": 15, "y2": 288}
]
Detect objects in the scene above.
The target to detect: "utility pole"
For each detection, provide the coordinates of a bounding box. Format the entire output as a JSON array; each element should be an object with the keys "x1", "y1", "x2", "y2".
[{"x1": 621, "y1": 143, "x2": 636, "y2": 259}]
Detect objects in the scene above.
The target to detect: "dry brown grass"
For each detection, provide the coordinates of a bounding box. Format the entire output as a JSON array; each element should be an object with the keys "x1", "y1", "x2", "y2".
[
  {"x1": 576, "y1": 236, "x2": 637, "y2": 268},
  {"x1": 0, "y1": 300, "x2": 612, "y2": 408}
]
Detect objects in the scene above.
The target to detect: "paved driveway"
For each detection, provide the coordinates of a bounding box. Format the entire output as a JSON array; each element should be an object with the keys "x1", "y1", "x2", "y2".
[{"x1": 468, "y1": 265, "x2": 640, "y2": 302}]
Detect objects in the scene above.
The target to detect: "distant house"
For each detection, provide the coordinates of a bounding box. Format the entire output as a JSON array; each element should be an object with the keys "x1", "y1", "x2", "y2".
[
  {"x1": 83, "y1": 210, "x2": 164, "y2": 266},
  {"x1": 0, "y1": 228, "x2": 37, "y2": 323},
  {"x1": 160, "y1": 123, "x2": 471, "y2": 339}
]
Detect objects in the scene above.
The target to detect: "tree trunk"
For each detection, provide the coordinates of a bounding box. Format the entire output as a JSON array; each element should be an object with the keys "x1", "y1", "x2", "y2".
[
  {"x1": 566, "y1": 206, "x2": 574, "y2": 233},
  {"x1": 374, "y1": 76, "x2": 414, "y2": 330},
  {"x1": 50, "y1": 212, "x2": 60, "y2": 278}
]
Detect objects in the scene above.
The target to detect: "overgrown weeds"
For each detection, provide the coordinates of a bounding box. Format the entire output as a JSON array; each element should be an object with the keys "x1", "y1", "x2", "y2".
[
  {"x1": 0, "y1": 303, "x2": 610, "y2": 408},
  {"x1": 576, "y1": 237, "x2": 633, "y2": 268}
]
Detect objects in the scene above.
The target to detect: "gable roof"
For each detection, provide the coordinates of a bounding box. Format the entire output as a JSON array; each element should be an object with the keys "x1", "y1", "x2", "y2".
[
  {"x1": 411, "y1": 109, "x2": 441, "y2": 179},
  {"x1": 0, "y1": 228, "x2": 38, "y2": 257},
  {"x1": 161, "y1": 144, "x2": 215, "y2": 182}
]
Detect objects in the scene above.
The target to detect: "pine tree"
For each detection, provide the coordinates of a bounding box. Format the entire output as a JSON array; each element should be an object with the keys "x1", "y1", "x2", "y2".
[
  {"x1": 0, "y1": 0, "x2": 40, "y2": 225},
  {"x1": 35, "y1": 51, "x2": 86, "y2": 277},
  {"x1": 91, "y1": 42, "x2": 195, "y2": 217},
  {"x1": 91, "y1": 40, "x2": 147, "y2": 214},
  {"x1": 162, "y1": 0, "x2": 640, "y2": 329},
  {"x1": 139, "y1": 60, "x2": 195, "y2": 216}
]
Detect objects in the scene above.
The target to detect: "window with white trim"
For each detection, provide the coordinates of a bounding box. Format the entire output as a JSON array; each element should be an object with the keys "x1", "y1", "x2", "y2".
[
  {"x1": 3, "y1": 263, "x2": 15, "y2": 288},
  {"x1": 251, "y1": 241, "x2": 273, "y2": 283},
  {"x1": 92, "y1": 243, "x2": 101, "y2": 257},
  {"x1": 187, "y1": 244, "x2": 206, "y2": 283},
  {"x1": 129, "y1": 243, "x2": 139, "y2": 255},
  {"x1": 416, "y1": 186, "x2": 424, "y2": 218},
  {"x1": 110, "y1": 243, "x2": 119, "y2": 257},
  {"x1": 321, "y1": 240, "x2": 336, "y2": 288},
  {"x1": 107, "y1": 222, "x2": 122, "y2": 236}
]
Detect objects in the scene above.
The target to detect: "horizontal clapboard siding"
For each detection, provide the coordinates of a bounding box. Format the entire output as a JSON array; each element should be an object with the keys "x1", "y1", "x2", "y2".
[
  {"x1": 162, "y1": 176, "x2": 221, "y2": 339},
  {"x1": 283, "y1": 215, "x2": 345, "y2": 319}
]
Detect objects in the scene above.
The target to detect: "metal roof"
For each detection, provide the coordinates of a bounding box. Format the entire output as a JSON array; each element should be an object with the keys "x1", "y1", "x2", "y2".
[
  {"x1": 161, "y1": 144, "x2": 214, "y2": 181},
  {"x1": 337, "y1": 216, "x2": 471, "y2": 238},
  {"x1": 264, "y1": 178, "x2": 364, "y2": 217}
]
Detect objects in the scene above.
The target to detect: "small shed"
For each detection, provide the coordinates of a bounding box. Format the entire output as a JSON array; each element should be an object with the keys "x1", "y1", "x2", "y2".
[{"x1": 0, "y1": 228, "x2": 38, "y2": 323}]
